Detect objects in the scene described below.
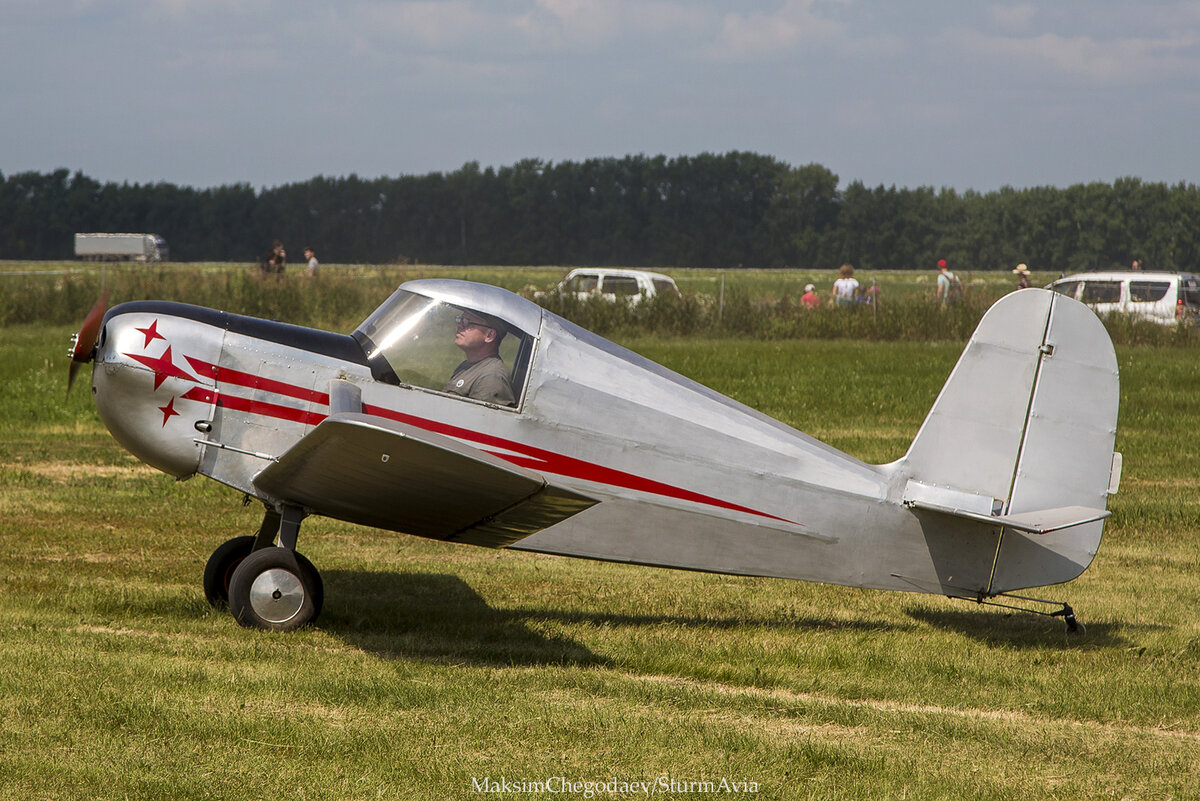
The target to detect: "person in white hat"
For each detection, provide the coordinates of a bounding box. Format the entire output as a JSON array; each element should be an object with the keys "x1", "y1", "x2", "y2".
[
  {"x1": 801, "y1": 283, "x2": 820, "y2": 309},
  {"x1": 1012, "y1": 263, "x2": 1031, "y2": 290}
]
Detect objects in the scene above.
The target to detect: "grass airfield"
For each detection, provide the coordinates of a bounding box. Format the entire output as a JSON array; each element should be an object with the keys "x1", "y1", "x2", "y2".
[{"x1": 1, "y1": 266, "x2": 1199, "y2": 800}]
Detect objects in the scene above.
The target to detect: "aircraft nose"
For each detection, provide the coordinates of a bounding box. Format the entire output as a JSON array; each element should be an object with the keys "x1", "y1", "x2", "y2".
[{"x1": 92, "y1": 309, "x2": 218, "y2": 479}]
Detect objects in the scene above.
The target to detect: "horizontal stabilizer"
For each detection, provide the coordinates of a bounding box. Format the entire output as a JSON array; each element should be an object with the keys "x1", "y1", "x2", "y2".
[
  {"x1": 999, "y1": 505, "x2": 1111, "y2": 534},
  {"x1": 905, "y1": 497, "x2": 1110, "y2": 535}
]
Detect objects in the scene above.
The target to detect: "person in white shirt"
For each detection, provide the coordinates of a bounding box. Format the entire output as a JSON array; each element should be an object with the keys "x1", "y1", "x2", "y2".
[
  {"x1": 936, "y1": 259, "x2": 962, "y2": 304},
  {"x1": 831, "y1": 263, "x2": 859, "y2": 306},
  {"x1": 303, "y1": 247, "x2": 319, "y2": 277}
]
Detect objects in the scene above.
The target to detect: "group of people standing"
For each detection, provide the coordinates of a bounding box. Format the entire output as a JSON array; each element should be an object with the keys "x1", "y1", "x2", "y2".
[
  {"x1": 802, "y1": 257, "x2": 1037, "y2": 309},
  {"x1": 797, "y1": 263, "x2": 882, "y2": 309},
  {"x1": 259, "y1": 240, "x2": 320, "y2": 277}
]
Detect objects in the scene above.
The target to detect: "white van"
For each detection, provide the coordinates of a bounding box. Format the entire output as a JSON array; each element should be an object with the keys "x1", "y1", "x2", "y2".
[
  {"x1": 1048, "y1": 271, "x2": 1200, "y2": 325},
  {"x1": 543, "y1": 268, "x2": 682, "y2": 305}
]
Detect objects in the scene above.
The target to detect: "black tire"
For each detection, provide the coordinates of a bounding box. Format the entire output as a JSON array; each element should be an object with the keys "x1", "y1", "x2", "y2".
[
  {"x1": 228, "y1": 547, "x2": 320, "y2": 632},
  {"x1": 293, "y1": 550, "x2": 324, "y2": 622},
  {"x1": 202, "y1": 536, "x2": 256, "y2": 608}
]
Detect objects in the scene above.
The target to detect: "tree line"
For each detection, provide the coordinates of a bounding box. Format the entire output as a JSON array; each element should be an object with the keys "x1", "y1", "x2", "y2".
[{"x1": 3, "y1": 154, "x2": 1198, "y2": 272}]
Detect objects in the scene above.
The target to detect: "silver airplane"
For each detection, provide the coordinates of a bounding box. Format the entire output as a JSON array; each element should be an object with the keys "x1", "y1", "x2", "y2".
[{"x1": 69, "y1": 280, "x2": 1121, "y2": 632}]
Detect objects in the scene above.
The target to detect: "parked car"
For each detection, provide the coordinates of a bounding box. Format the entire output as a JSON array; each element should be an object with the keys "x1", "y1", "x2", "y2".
[
  {"x1": 541, "y1": 269, "x2": 681, "y2": 305},
  {"x1": 1047, "y1": 270, "x2": 1200, "y2": 325}
]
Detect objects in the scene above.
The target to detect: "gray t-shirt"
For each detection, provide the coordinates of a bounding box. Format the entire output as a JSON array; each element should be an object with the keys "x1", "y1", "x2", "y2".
[{"x1": 444, "y1": 356, "x2": 515, "y2": 406}]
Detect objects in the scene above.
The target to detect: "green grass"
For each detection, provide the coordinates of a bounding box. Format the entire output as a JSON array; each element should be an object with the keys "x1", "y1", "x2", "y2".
[
  {"x1": 4, "y1": 260, "x2": 1193, "y2": 347},
  {"x1": 2, "y1": 274, "x2": 1199, "y2": 799}
]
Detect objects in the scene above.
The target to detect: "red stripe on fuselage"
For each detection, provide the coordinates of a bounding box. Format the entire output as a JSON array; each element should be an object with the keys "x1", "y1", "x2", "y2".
[
  {"x1": 192, "y1": 362, "x2": 798, "y2": 526},
  {"x1": 181, "y1": 386, "x2": 326, "y2": 427},
  {"x1": 184, "y1": 356, "x2": 329, "y2": 404},
  {"x1": 359, "y1": 403, "x2": 798, "y2": 526}
]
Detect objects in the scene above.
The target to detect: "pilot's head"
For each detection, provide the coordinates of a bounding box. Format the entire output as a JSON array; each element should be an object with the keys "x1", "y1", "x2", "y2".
[{"x1": 454, "y1": 310, "x2": 507, "y2": 361}]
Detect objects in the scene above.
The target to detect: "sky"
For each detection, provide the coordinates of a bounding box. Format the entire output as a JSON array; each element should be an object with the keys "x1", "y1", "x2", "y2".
[{"x1": 3, "y1": 0, "x2": 1200, "y2": 192}]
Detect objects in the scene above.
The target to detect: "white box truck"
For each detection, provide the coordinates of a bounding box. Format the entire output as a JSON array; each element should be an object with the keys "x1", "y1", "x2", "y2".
[{"x1": 74, "y1": 233, "x2": 169, "y2": 262}]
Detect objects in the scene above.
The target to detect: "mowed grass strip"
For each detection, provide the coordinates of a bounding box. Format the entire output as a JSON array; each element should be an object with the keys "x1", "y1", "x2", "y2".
[{"x1": 2, "y1": 315, "x2": 1199, "y2": 799}]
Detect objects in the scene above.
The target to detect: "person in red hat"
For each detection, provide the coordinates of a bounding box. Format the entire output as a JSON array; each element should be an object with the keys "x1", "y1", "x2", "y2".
[{"x1": 936, "y1": 259, "x2": 962, "y2": 305}]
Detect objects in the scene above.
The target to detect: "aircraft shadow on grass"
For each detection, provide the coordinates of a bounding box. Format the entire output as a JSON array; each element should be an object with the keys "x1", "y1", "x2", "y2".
[
  {"x1": 319, "y1": 570, "x2": 607, "y2": 668},
  {"x1": 318, "y1": 569, "x2": 923, "y2": 665},
  {"x1": 905, "y1": 605, "x2": 1134, "y2": 649},
  {"x1": 505, "y1": 606, "x2": 918, "y2": 636}
]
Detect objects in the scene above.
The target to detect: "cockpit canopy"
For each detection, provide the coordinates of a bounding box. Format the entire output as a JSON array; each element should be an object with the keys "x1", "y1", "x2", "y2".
[{"x1": 353, "y1": 280, "x2": 540, "y2": 408}]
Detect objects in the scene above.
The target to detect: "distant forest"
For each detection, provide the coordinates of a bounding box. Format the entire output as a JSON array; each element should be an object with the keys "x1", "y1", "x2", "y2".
[{"x1": 3, "y1": 153, "x2": 1198, "y2": 271}]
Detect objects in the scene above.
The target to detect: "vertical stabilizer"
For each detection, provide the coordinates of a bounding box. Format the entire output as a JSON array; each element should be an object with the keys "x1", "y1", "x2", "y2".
[{"x1": 901, "y1": 289, "x2": 1119, "y2": 594}]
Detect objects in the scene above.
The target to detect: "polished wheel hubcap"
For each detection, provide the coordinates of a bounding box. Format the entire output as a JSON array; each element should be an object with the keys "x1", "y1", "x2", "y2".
[{"x1": 248, "y1": 568, "x2": 305, "y2": 624}]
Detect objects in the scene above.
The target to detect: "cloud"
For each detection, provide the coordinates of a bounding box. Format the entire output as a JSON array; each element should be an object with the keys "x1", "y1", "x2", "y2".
[
  {"x1": 345, "y1": 0, "x2": 702, "y2": 56},
  {"x1": 988, "y1": 3, "x2": 1036, "y2": 30},
  {"x1": 711, "y1": 0, "x2": 846, "y2": 60},
  {"x1": 512, "y1": 0, "x2": 623, "y2": 49},
  {"x1": 353, "y1": 1, "x2": 488, "y2": 49},
  {"x1": 951, "y1": 28, "x2": 1200, "y2": 82},
  {"x1": 143, "y1": 0, "x2": 262, "y2": 18}
]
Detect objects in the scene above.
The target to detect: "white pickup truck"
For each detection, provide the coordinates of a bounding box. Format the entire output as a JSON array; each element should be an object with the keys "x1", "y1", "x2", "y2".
[{"x1": 542, "y1": 268, "x2": 681, "y2": 305}]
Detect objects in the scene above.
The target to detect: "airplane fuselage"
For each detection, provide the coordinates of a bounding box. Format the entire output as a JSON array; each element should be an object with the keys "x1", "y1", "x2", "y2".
[{"x1": 89, "y1": 280, "x2": 1118, "y2": 622}]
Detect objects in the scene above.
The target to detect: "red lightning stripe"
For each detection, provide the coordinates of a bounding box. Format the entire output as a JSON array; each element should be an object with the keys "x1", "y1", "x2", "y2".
[
  {"x1": 183, "y1": 356, "x2": 329, "y2": 404},
  {"x1": 360, "y1": 402, "x2": 797, "y2": 525},
  {"x1": 181, "y1": 386, "x2": 327, "y2": 427},
  {"x1": 181, "y1": 355, "x2": 797, "y2": 526}
]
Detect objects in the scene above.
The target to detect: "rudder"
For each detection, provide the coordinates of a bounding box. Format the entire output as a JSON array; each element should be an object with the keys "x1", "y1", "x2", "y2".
[{"x1": 900, "y1": 288, "x2": 1120, "y2": 594}]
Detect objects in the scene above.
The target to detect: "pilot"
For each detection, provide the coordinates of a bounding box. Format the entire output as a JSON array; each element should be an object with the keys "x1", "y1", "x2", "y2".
[{"x1": 444, "y1": 310, "x2": 516, "y2": 406}]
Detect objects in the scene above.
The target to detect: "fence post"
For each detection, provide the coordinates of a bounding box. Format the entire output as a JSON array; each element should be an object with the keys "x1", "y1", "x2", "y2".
[{"x1": 718, "y1": 272, "x2": 725, "y2": 324}]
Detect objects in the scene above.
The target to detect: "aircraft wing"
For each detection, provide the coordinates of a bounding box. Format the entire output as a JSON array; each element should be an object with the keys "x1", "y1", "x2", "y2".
[{"x1": 252, "y1": 412, "x2": 597, "y2": 547}]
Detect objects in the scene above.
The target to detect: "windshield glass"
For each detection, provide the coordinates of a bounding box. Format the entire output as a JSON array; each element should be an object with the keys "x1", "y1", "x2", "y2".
[
  {"x1": 1182, "y1": 277, "x2": 1200, "y2": 308},
  {"x1": 354, "y1": 290, "x2": 527, "y2": 407},
  {"x1": 564, "y1": 274, "x2": 598, "y2": 292},
  {"x1": 652, "y1": 278, "x2": 680, "y2": 297},
  {"x1": 1051, "y1": 281, "x2": 1080, "y2": 298}
]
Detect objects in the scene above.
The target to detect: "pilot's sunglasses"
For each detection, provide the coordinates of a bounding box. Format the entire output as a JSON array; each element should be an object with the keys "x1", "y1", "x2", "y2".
[{"x1": 455, "y1": 314, "x2": 490, "y2": 330}]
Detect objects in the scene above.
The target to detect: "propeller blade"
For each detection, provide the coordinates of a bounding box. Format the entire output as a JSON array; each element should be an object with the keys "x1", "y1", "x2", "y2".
[{"x1": 67, "y1": 290, "x2": 109, "y2": 394}]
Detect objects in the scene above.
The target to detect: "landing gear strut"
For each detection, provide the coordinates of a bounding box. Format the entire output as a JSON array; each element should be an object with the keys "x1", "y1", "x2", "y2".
[
  {"x1": 203, "y1": 503, "x2": 323, "y2": 631},
  {"x1": 955, "y1": 592, "x2": 1086, "y2": 635}
]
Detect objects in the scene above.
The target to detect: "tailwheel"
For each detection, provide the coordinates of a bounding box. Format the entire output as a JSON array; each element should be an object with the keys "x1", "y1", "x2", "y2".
[
  {"x1": 229, "y1": 547, "x2": 323, "y2": 631},
  {"x1": 203, "y1": 536, "x2": 256, "y2": 607},
  {"x1": 1058, "y1": 604, "x2": 1086, "y2": 636}
]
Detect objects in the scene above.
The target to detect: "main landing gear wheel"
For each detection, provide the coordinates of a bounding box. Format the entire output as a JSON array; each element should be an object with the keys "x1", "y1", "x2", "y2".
[
  {"x1": 228, "y1": 547, "x2": 324, "y2": 632},
  {"x1": 203, "y1": 536, "x2": 256, "y2": 607}
]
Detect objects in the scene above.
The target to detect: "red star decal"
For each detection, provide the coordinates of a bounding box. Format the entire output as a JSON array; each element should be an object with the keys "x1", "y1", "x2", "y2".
[
  {"x1": 158, "y1": 396, "x2": 180, "y2": 427},
  {"x1": 135, "y1": 320, "x2": 167, "y2": 349},
  {"x1": 124, "y1": 345, "x2": 200, "y2": 390}
]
